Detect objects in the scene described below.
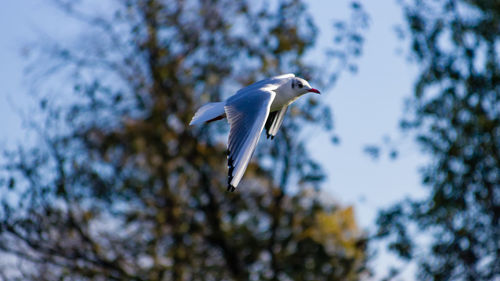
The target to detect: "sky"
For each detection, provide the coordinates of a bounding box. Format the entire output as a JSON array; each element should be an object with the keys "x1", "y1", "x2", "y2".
[
  {"x1": 307, "y1": 0, "x2": 427, "y2": 225},
  {"x1": 0, "y1": 0, "x2": 427, "y2": 279},
  {"x1": 305, "y1": 1, "x2": 426, "y2": 278}
]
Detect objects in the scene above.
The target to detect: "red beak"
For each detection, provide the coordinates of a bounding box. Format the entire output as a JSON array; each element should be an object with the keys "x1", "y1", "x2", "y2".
[{"x1": 308, "y1": 88, "x2": 320, "y2": 94}]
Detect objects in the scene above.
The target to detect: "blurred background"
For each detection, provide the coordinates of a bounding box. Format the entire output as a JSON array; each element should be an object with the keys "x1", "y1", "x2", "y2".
[{"x1": 0, "y1": 0, "x2": 498, "y2": 280}]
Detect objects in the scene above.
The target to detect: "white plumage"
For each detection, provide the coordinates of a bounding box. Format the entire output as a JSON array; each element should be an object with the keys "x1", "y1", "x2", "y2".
[{"x1": 190, "y1": 74, "x2": 320, "y2": 192}]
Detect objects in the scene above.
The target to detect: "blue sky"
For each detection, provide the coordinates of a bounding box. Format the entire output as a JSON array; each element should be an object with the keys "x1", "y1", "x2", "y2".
[
  {"x1": 307, "y1": 0, "x2": 426, "y2": 225},
  {"x1": 0, "y1": 0, "x2": 426, "y2": 279},
  {"x1": 305, "y1": 1, "x2": 426, "y2": 278}
]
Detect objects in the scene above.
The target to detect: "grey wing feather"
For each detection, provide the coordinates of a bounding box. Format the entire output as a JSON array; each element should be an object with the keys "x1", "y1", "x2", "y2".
[
  {"x1": 231, "y1": 74, "x2": 294, "y2": 100},
  {"x1": 265, "y1": 106, "x2": 288, "y2": 139},
  {"x1": 225, "y1": 89, "x2": 275, "y2": 191}
]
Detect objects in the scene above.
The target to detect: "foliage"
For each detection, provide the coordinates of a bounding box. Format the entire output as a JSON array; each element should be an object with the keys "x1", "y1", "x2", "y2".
[
  {"x1": 377, "y1": 0, "x2": 500, "y2": 280},
  {"x1": 0, "y1": 0, "x2": 369, "y2": 280}
]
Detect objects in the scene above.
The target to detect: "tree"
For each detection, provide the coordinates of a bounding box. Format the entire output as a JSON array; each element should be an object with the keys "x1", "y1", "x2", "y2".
[
  {"x1": 377, "y1": 0, "x2": 500, "y2": 280},
  {"x1": 0, "y1": 0, "x2": 369, "y2": 280}
]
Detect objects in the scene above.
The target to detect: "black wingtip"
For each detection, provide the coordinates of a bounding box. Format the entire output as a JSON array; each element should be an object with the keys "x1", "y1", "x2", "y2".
[
  {"x1": 271, "y1": 135, "x2": 275, "y2": 140},
  {"x1": 227, "y1": 155, "x2": 235, "y2": 192}
]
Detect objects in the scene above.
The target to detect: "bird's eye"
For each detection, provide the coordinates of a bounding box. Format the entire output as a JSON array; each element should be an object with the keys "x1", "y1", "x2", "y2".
[{"x1": 298, "y1": 82, "x2": 303, "y2": 88}]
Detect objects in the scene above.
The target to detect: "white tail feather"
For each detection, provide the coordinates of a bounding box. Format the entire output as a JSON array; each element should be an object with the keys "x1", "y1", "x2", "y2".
[{"x1": 189, "y1": 102, "x2": 225, "y2": 125}]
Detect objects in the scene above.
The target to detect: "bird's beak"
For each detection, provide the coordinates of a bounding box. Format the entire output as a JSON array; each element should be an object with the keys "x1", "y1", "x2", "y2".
[{"x1": 308, "y1": 88, "x2": 320, "y2": 94}]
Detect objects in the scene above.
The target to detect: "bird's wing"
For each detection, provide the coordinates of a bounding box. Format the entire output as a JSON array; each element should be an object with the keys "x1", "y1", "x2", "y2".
[
  {"x1": 225, "y1": 89, "x2": 276, "y2": 191},
  {"x1": 231, "y1": 74, "x2": 294, "y2": 99},
  {"x1": 265, "y1": 106, "x2": 288, "y2": 139}
]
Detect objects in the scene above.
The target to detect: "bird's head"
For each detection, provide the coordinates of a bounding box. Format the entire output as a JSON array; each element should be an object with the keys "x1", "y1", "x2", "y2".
[{"x1": 290, "y1": 77, "x2": 320, "y2": 96}]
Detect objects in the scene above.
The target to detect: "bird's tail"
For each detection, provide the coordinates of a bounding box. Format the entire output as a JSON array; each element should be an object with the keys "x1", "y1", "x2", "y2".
[{"x1": 189, "y1": 102, "x2": 226, "y2": 125}]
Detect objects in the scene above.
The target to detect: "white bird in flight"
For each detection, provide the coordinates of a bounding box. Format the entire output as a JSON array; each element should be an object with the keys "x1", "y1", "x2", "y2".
[{"x1": 190, "y1": 74, "x2": 320, "y2": 192}]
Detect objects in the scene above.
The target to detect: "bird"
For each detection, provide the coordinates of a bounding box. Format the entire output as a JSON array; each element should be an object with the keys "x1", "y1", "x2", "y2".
[{"x1": 190, "y1": 74, "x2": 320, "y2": 192}]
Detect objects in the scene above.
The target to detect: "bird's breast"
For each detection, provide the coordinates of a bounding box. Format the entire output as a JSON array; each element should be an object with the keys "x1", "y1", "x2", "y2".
[{"x1": 271, "y1": 93, "x2": 300, "y2": 111}]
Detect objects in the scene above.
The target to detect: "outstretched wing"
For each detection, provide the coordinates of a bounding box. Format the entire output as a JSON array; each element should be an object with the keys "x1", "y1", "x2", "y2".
[
  {"x1": 265, "y1": 106, "x2": 288, "y2": 139},
  {"x1": 225, "y1": 89, "x2": 275, "y2": 191},
  {"x1": 230, "y1": 74, "x2": 294, "y2": 100}
]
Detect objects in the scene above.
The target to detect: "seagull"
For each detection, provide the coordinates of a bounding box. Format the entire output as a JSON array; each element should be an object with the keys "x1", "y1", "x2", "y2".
[{"x1": 190, "y1": 74, "x2": 320, "y2": 192}]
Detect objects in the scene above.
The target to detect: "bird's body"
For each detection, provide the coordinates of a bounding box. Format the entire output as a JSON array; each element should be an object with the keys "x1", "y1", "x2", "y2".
[{"x1": 190, "y1": 74, "x2": 320, "y2": 191}]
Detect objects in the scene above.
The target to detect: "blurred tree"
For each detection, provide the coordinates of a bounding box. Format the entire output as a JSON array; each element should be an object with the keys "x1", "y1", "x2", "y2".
[
  {"x1": 377, "y1": 0, "x2": 500, "y2": 280},
  {"x1": 0, "y1": 0, "x2": 369, "y2": 280}
]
